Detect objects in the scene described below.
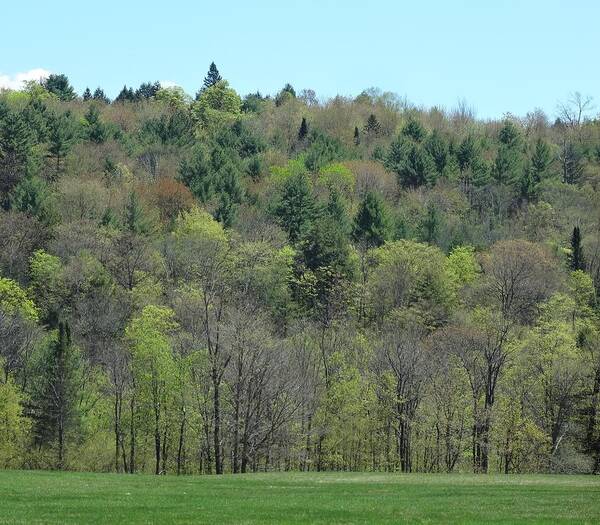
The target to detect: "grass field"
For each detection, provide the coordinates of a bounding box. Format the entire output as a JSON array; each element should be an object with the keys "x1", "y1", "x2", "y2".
[{"x1": 1, "y1": 470, "x2": 600, "y2": 524}]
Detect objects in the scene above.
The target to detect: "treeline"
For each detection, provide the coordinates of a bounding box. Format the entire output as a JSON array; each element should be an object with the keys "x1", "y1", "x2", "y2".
[{"x1": 1, "y1": 65, "x2": 600, "y2": 475}]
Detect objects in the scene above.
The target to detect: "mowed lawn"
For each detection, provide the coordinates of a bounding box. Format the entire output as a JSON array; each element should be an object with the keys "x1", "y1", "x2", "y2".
[{"x1": 1, "y1": 470, "x2": 600, "y2": 524}]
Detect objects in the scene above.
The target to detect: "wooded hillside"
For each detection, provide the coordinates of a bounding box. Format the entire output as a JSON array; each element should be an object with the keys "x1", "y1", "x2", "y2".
[{"x1": 1, "y1": 65, "x2": 600, "y2": 475}]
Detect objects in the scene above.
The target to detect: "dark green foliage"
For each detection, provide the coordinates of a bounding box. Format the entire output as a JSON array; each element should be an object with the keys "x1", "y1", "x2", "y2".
[
  {"x1": 203, "y1": 62, "x2": 222, "y2": 90},
  {"x1": 304, "y1": 131, "x2": 345, "y2": 172},
  {"x1": 402, "y1": 118, "x2": 426, "y2": 142},
  {"x1": 352, "y1": 191, "x2": 389, "y2": 248},
  {"x1": 246, "y1": 156, "x2": 263, "y2": 181},
  {"x1": 42, "y1": 74, "x2": 76, "y2": 101},
  {"x1": 364, "y1": 114, "x2": 381, "y2": 137},
  {"x1": 179, "y1": 146, "x2": 214, "y2": 202},
  {"x1": 420, "y1": 201, "x2": 442, "y2": 244},
  {"x1": 31, "y1": 322, "x2": 81, "y2": 469},
  {"x1": 325, "y1": 188, "x2": 350, "y2": 235},
  {"x1": 457, "y1": 134, "x2": 479, "y2": 173},
  {"x1": 115, "y1": 86, "x2": 136, "y2": 103},
  {"x1": 354, "y1": 126, "x2": 360, "y2": 146},
  {"x1": 561, "y1": 142, "x2": 584, "y2": 184},
  {"x1": 83, "y1": 105, "x2": 107, "y2": 143},
  {"x1": 241, "y1": 92, "x2": 265, "y2": 113},
  {"x1": 273, "y1": 171, "x2": 315, "y2": 242},
  {"x1": 92, "y1": 88, "x2": 110, "y2": 104},
  {"x1": 136, "y1": 81, "x2": 161, "y2": 99},
  {"x1": 124, "y1": 191, "x2": 150, "y2": 235},
  {"x1": 47, "y1": 111, "x2": 77, "y2": 171},
  {"x1": 214, "y1": 162, "x2": 244, "y2": 227},
  {"x1": 298, "y1": 117, "x2": 309, "y2": 141},
  {"x1": 425, "y1": 130, "x2": 448, "y2": 174},
  {"x1": 10, "y1": 176, "x2": 52, "y2": 222},
  {"x1": 386, "y1": 136, "x2": 436, "y2": 188},
  {"x1": 522, "y1": 138, "x2": 554, "y2": 199},
  {"x1": 570, "y1": 226, "x2": 585, "y2": 271},
  {"x1": 141, "y1": 110, "x2": 194, "y2": 147},
  {"x1": 493, "y1": 121, "x2": 524, "y2": 186},
  {"x1": 82, "y1": 88, "x2": 92, "y2": 101},
  {"x1": 275, "y1": 83, "x2": 296, "y2": 106}
]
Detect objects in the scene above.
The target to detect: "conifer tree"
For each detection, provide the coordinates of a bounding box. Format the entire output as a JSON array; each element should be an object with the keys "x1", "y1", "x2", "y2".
[
  {"x1": 364, "y1": 114, "x2": 381, "y2": 137},
  {"x1": 203, "y1": 62, "x2": 222, "y2": 90},
  {"x1": 570, "y1": 225, "x2": 585, "y2": 271},
  {"x1": 298, "y1": 117, "x2": 309, "y2": 141},
  {"x1": 352, "y1": 191, "x2": 389, "y2": 248},
  {"x1": 92, "y1": 87, "x2": 110, "y2": 104},
  {"x1": 82, "y1": 87, "x2": 92, "y2": 101},
  {"x1": 32, "y1": 321, "x2": 81, "y2": 469},
  {"x1": 354, "y1": 126, "x2": 360, "y2": 146}
]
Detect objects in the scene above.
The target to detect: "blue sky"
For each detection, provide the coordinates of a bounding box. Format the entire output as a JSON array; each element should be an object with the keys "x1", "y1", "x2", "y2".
[{"x1": 1, "y1": 0, "x2": 598, "y2": 119}]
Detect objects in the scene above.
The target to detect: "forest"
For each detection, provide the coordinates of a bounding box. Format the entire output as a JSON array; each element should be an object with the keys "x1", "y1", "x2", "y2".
[{"x1": 1, "y1": 63, "x2": 600, "y2": 477}]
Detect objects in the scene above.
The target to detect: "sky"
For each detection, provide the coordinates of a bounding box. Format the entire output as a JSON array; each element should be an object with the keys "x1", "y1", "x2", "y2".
[{"x1": 1, "y1": 0, "x2": 598, "y2": 119}]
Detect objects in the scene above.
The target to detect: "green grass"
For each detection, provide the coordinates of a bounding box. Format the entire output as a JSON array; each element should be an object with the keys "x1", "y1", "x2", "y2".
[{"x1": 1, "y1": 470, "x2": 600, "y2": 524}]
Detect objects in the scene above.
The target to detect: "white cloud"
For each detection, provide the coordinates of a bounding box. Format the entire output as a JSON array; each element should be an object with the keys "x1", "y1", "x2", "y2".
[
  {"x1": 159, "y1": 80, "x2": 179, "y2": 89},
  {"x1": 0, "y1": 68, "x2": 52, "y2": 90}
]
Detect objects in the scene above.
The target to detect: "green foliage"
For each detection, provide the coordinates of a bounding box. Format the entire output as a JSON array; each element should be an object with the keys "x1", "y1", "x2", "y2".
[
  {"x1": 272, "y1": 170, "x2": 315, "y2": 242},
  {"x1": 386, "y1": 135, "x2": 436, "y2": 188},
  {"x1": 42, "y1": 74, "x2": 76, "y2": 101},
  {"x1": 352, "y1": 191, "x2": 390, "y2": 248},
  {"x1": 0, "y1": 277, "x2": 38, "y2": 321}
]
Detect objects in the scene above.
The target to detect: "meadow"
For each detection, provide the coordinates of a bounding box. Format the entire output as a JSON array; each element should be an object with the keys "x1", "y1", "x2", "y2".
[{"x1": 1, "y1": 470, "x2": 600, "y2": 524}]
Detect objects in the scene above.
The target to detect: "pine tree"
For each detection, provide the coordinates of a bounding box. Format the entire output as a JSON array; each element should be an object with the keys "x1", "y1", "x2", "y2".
[
  {"x1": 402, "y1": 118, "x2": 426, "y2": 142},
  {"x1": 203, "y1": 62, "x2": 222, "y2": 90},
  {"x1": 298, "y1": 117, "x2": 309, "y2": 141},
  {"x1": 47, "y1": 111, "x2": 76, "y2": 173},
  {"x1": 84, "y1": 105, "x2": 107, "y2": 143},
  {"x1": 354, "y1": 126, "x2": 360, "y2": 146},
  {"x1": 82, "y1": 87, "x2": 92, "y2": 101},
  {"x1": 32, "y1": 321, "x2": 81, "y2": 469},
  {"x1": 570, "y1": 226, "x2": 585, "y2": 271},
  {"x1": 115, "y1": 85, "x2": 136, "y2": 103},
  {"x1": 92, "y1": 87, "x2": 110, "y2": 104},
  {"x1": 352, "y1": 191, "x2": 389, "y2": 248},
  {"x1": 325, "y1": 188, "x2": 350, "y2": 235},
  {"x1": 364, "y1": 114, "x2": 381, "y2": 137},
  {"x1": 420, "y1": 201, "x2": 441, "y2": 244},
  {"x1": 42, "y1": 74, "x2": 76, "y2": 101},
  {"x1": 273, "y1": 171, "x2": 315, "y2": 242},
  {"x1": 560, "y1": 141, "x2": 584, "y2": 184}
]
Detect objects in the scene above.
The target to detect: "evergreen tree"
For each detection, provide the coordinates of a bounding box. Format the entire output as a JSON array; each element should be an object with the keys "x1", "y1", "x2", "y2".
[
  {"x1": 352, "y1": 191, "x2": 389, "y2": 248},
  {"x1": 82, "y1": 87, "x2": 92, "y2": 101},
  {"x1": 214, "y1": 162, "x2": 244, "y2": 227},
  {"x1": 47, "y1": 111, "x2": 77, "y2": 173},
  {"x1": 179, "y1": 146, "x2": 214, "y2": 202},
  {"x1": 325, "y1": 188, "x2": 350, "y2": 235},
  {"x1": 135, "y1": 81, "x2": 161, "y2": 99},
  {"x1": 425, "y1": 129, "x2": 448, "y2": 174},
  {"x1": 493, "y1": 120, "x2": 524, "y2": 187},
  {"x1": 273, "y1": 171, "x2": 315, "y2": 242},
  {"x1": 364, "y1": 114, "x2": 381, "y2": 137},
  {"x1": 83, "y1": 105, "x2": 107, "y2": 143},
  {"x1": 275, "y1": 84, "x2": 296, "y2": 106},
  {"x1": 124, "y1": 191, "x2": 150, "y2": 235},
  {"x1": 115, "y1": 85, "x2": 136, "y2": 103},
  {"x1": 298, "y1": 117, "x2": 309, "y2": 141},
  {"x1": 570, "y1": 226, "x2": 585, "y2": 271},
  {"x1": 32, "y1": 321, "x2": 81, "y2": 469},
  {"x1": 353, "y1": 126, "x2": 360, "y2": 146},
  {"x1": 42, "y1": 74, "x2": 76, "y2": 101},
  {"x1": 386, "y1": 136, "x2": 436, "y2": 188},
  {"x1": 92, "y1": 87, "x2": 110, "y2": 104},
  {"x1": 402, "y1": 117, "x2": 426, "y2": 142},
  {"x1": 560, "y1": 141, "x2": 584, "y2": 184},
  {"x1": 420, "y1": 201, "x2": 441, "y2": 244},
  {"x1": 203, "y1": 62, "x2": 222, "y2": 90}
]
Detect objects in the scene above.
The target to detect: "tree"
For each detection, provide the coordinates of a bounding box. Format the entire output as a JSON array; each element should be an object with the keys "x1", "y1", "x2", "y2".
[
  {"x1": 353, "y1": 126, "x2": 360, "y2": 146},
  {"x1": 82, "y1": 87, "x2": 92, "y2": 101},
  {"x1": 364, "y1": 114, "x2": 381, "y2": 137},
  {"x1": 115, "y1": 86, "x2": 136, "y2": 103},
  {"x1": 83, "y1": 105, "x2": 108, "y2": 143},
  {"x1": 275, "y1": 83, "x2": 296, "y2": 106},
  {"x1": 47, "y1": 111, "x2": 77, "y2": 173},
  {"x1": 202, "y1": 62, "x2": 222, "y2": 92},
  {"x1": 42, "y1": 74, "x2": 76, "y2": 101},
  {"x1": 273, "y1": 171, "x2": 315, "y2": 243},
  {"x1": 569, "y1": 226, "x2": 585, "y2": 271},
  {"x1": 560, "y1": 141, "x2": 584, "y2": 184},
  {"x1": 92, "y1": 87, "x2": 110, "y2": 104},
  {"x1": 352, "y1": 191, "x2": 389, "y2": 248},
  {"x1": 402, "y1": 118, "x2": 426, "y2": 142},
  {"x1": 31, "y1": 321, "x2": 81, "y2": 469},
  {"x1": 386, "y1": 136, "x2": 436, "y2": 188},
  {"x1": 298, "y1": 117, "x2": 309, "y2": 141}
]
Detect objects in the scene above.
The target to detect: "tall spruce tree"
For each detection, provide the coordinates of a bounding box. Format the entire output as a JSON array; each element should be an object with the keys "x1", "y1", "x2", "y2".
[
  {"x1": 298, "y1": 117, "x2": 309, "y2": 141},
  {"x1": 32, "y1": 321, "x2": 81, "y2": 469},
  {"x1": 570, "y1": 226, "x2": 585, "y2": 271},
  {"x1": 203, "y1": 62, "x2": 222, "y2": 90},
  {"x1": 82, "y1": 87, "x2": 92, "y2": 101},
  {"x1": 352, "y1": 191, "x2": 389, "y2": 248},
  {"x1": 354, "y1": 126, "x2": 360, "y2": 145}
]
